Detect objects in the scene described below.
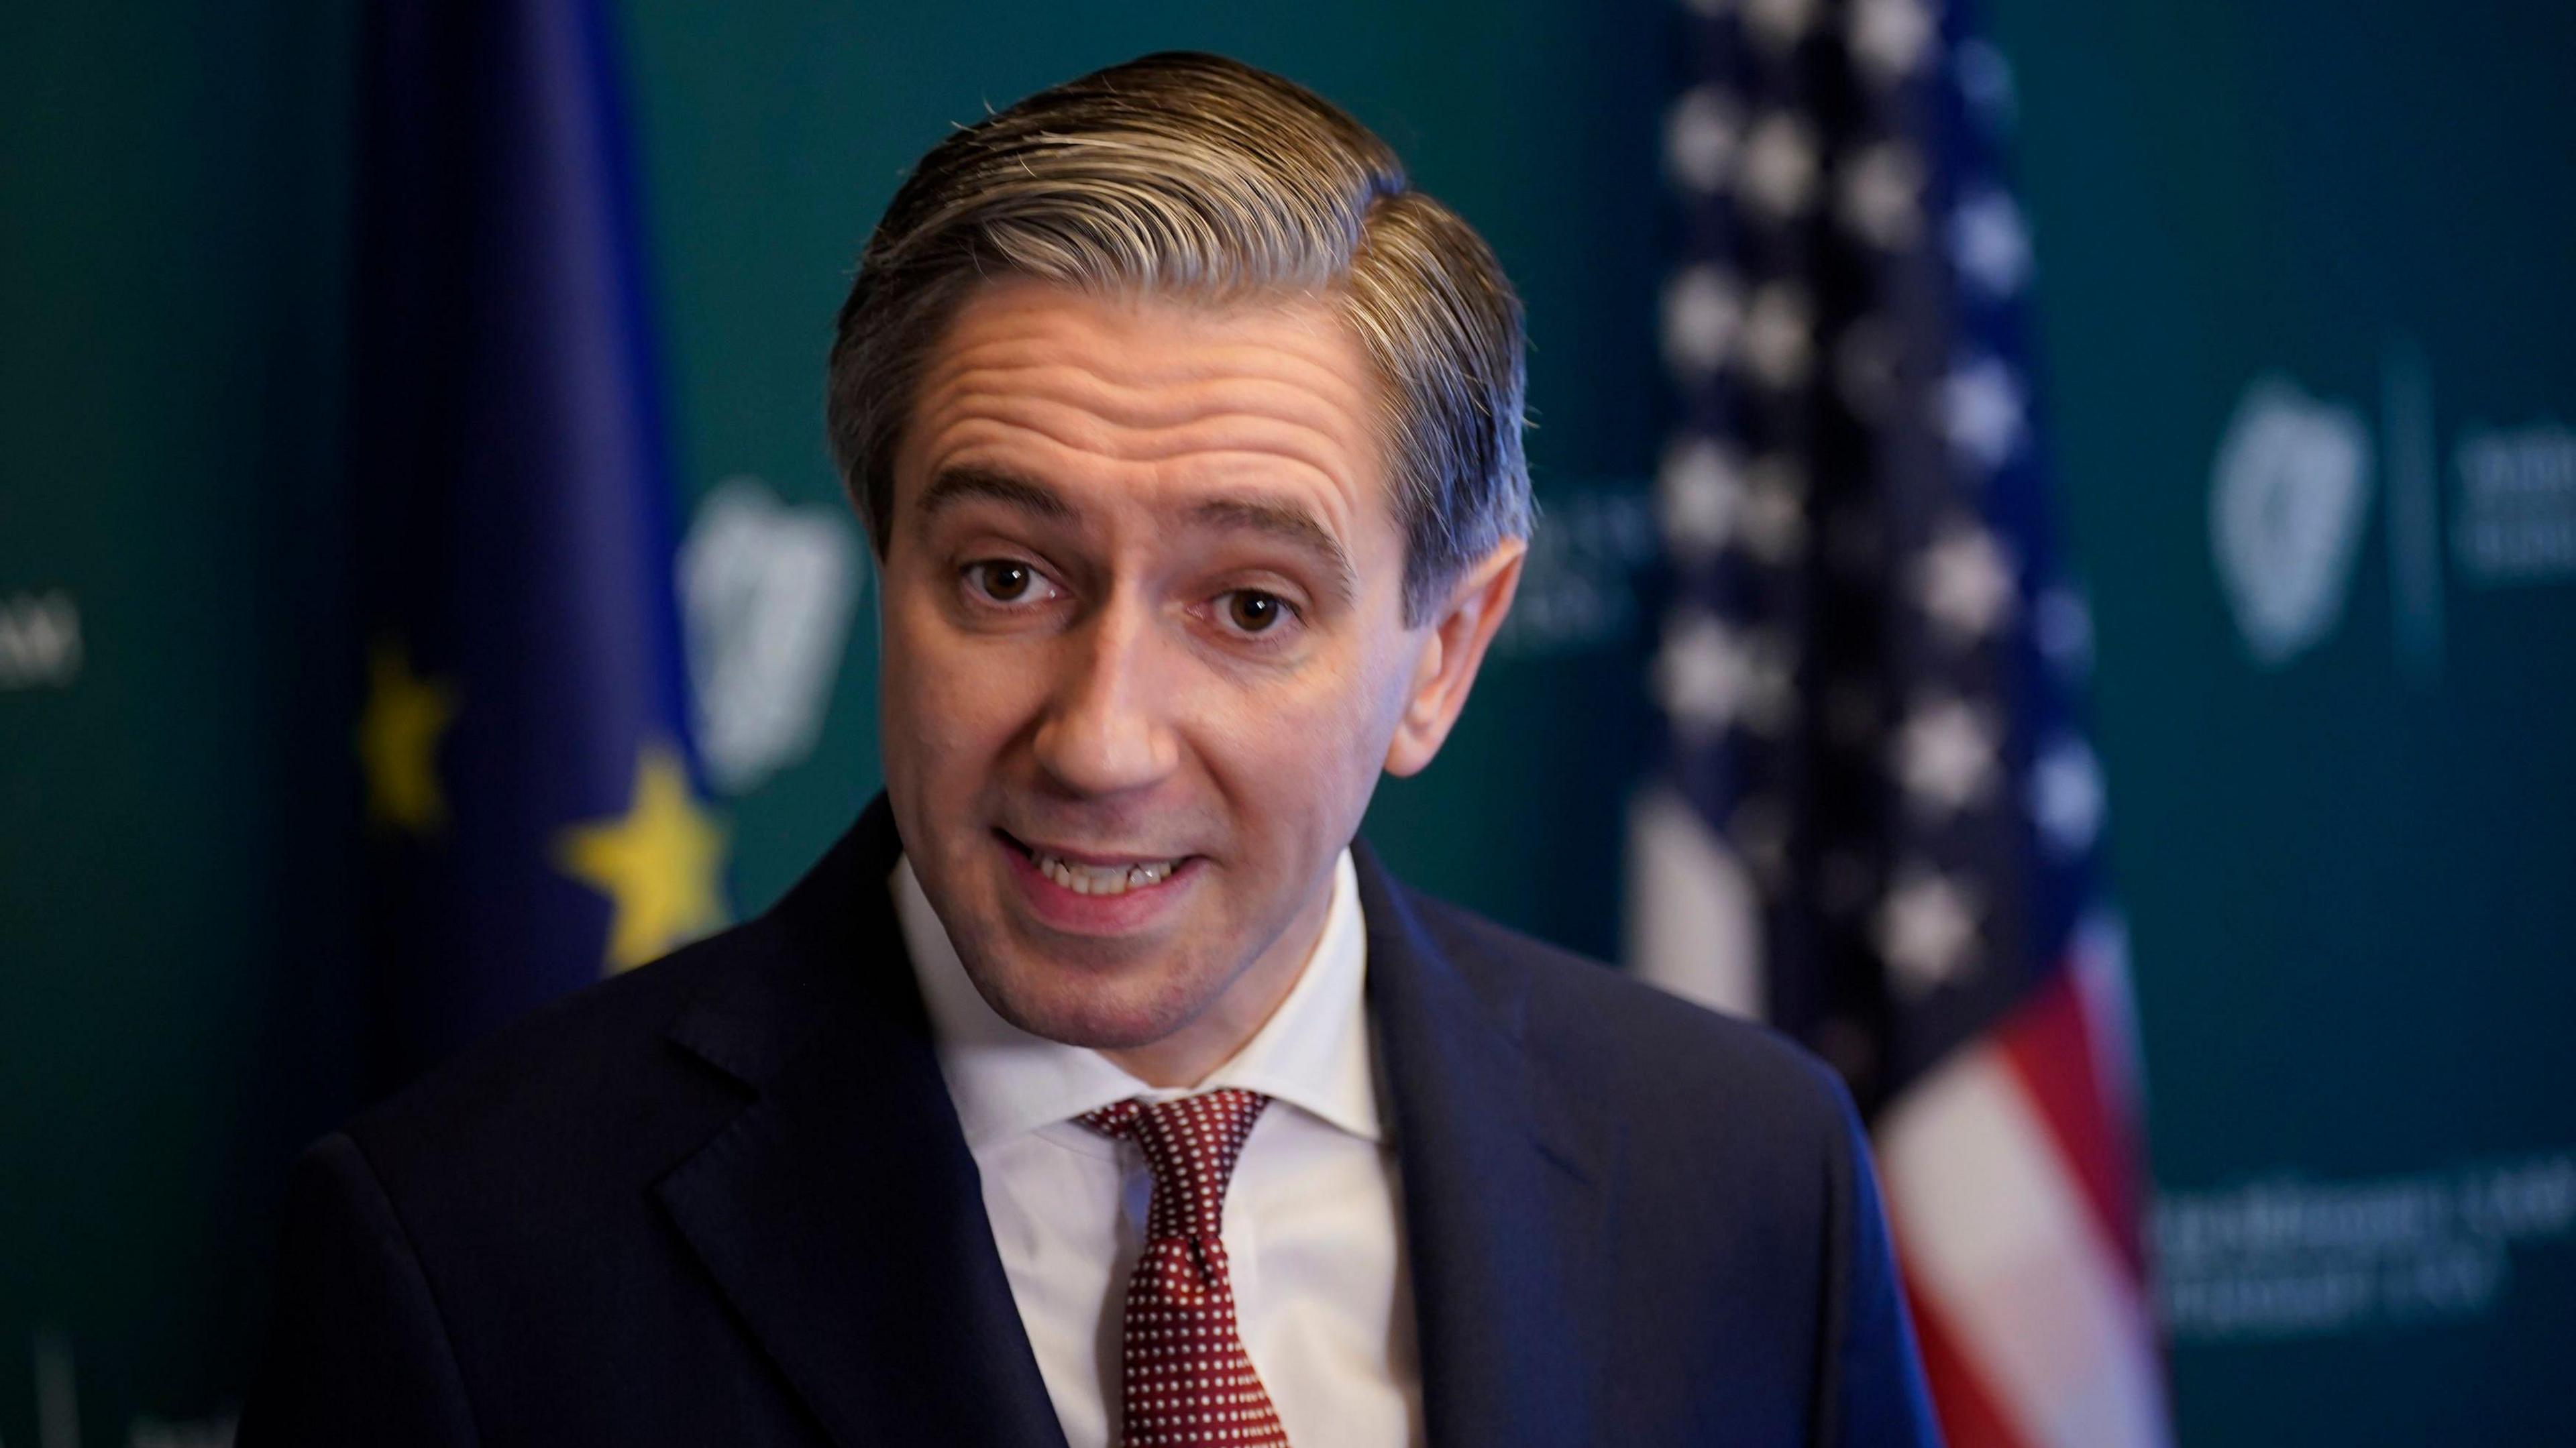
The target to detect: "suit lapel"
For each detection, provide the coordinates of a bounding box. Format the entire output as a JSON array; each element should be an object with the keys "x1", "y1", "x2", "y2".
[
  {"x1": 645, "y1": 803, "x2": 1612, "y2": 1448},
  {"x1": 1356, "y1": 844, "x2": 1617, "y2": 1448},
  {"x1": 652, "y1": 801, "x2": 1069, "y2": 1448}
]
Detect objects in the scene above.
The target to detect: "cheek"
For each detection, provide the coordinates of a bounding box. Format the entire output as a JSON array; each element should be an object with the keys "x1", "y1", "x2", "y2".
[
  {"x1": 877, "y1": 572, "x2": 1031, "y2": 801},
  {"x1": 1196, "y1": 639, "x2": 1405, "y2": 838}
]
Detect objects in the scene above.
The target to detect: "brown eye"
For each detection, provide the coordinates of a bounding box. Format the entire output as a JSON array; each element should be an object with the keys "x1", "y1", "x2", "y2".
[
  {"x1": 975, "y1": 561, "x2": 1034, "y2": 601},
  {"x1": 1226, "y1": 591, "x2": 1285, "y2": 633}
]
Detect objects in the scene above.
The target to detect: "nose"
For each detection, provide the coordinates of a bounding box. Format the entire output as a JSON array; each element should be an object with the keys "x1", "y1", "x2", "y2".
[{"x1": 1030, "y1": 592, "x2": 1181, "y2": 797}]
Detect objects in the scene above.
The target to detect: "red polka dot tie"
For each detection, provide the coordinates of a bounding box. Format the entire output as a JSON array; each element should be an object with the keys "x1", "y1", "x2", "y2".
[{"x1": 1079, "y1": 1089, "x2": 1292, "y2": 1447}]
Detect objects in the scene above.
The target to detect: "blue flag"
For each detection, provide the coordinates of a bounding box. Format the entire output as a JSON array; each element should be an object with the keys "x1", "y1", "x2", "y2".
[{"x1": 351, "y1": 0, "x2": 726, "y2": 1083}]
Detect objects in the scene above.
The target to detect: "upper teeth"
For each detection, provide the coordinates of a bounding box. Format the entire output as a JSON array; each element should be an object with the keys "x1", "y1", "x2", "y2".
[{"x1": 1034, "y1": 851, "x2": 1177, "y2": 896}]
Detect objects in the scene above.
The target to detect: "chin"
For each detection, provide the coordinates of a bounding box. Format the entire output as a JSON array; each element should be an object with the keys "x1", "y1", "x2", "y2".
[{"x1": 962, "y1": 942, "x2": 1222, "y2": 1052}]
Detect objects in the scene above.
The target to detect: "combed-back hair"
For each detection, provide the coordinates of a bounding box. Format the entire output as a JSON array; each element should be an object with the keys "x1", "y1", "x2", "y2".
[{"x1": 825, "y1": 51, "x2": 1530, "y2": 624}]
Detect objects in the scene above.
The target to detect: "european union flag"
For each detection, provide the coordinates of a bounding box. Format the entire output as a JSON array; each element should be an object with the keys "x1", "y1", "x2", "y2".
[{"x1": 351, "y1": 0, "x2": 727, "y2": 1084}]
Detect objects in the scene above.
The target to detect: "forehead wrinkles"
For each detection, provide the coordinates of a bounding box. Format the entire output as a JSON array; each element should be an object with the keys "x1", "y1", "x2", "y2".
[
  {"x1": 937, "y1": 285, "x2": 1372, "y2": 388},
  {"x1": 911, "y1": 333, "x2": 1389, "y2": 519},
  {"x1": 913, "y1": 371, "x2": 1368, "y2": 499},
  {"x1": 930, "y1": 336, "x2": 1373, "y2": 427}
]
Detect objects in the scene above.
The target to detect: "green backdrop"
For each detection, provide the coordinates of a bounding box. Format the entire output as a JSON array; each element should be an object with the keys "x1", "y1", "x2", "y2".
[
  {"x1": 1987, "y1": 3, "x2": 2576, "y2": 1439},
  {"x1": 3, "y1": 1, "x2": 2569, "y2": 1442}
]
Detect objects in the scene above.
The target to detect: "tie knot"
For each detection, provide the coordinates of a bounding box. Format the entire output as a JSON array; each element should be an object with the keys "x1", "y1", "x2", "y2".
[{"x1": 1079, "y1": 1088, "x2": 1271, "y2": 1240}]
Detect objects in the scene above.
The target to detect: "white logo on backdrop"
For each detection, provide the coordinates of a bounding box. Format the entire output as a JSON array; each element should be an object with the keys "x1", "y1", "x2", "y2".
[
  {"x1": 2453, "y1": 423, "x2": 2576, "y2": 585},
  {"x1": 0, "y1": 589, "x2": 83, "y2": 690},
  {"x1": 677, "y1": 477, "x2": 863, "y2": 795},
  {"x1": 2208, "y1": 374, "x2": 2375, "y2": 667},
  {"x1": 2156, "y1": 1150, "x2": 2576, "y2": 1343},
  {"x1": 1494, "y1": 482, "x2": 1661, "y2": 657}
]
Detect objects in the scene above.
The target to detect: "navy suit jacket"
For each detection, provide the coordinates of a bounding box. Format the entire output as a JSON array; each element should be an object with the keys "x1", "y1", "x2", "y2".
[{"x1": 243, "y1": 797, "x2": 1938, "y2": 1446}]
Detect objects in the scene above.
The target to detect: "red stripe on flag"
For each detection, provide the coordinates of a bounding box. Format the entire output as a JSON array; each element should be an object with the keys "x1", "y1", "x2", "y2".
[
  {"x1": 1995, "y1": 969, "x2": 2146, "y2": 1277},
  {"x1": 1902, "y1": 1267, "x2": 2034, "y2": 1448}
]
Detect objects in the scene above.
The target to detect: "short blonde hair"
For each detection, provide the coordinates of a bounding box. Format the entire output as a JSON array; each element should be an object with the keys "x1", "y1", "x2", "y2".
[{"x1": 826, "y1": 51, "x2": 1530, "y2": 624}]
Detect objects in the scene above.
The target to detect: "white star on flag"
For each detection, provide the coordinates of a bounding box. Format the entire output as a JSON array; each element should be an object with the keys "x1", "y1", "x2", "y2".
[
  {"x1": 1655, "y1": 612, "x2": 1794, "y2": 738},
  {"x1": 1838, "y1": 142, "x2": 1925, "y2": 249},
  {"x1": 1662, "y1": 265, "x2": 1743, "y2": 376},
  {"x1": 1744, "y1": 0, "x2": 1820, "y2": 50},
  {"x1": 1743, "y1": 282, "x2": 1817, "y2": 389},
  {"x1": 1739, "y1": 455, "x2": 1810, "y2": 563},
  {"x1": 1915, "y1": 523, "x2": 2018, "y2": 640},
  {"x1": 1665, "y1": 87, "x2": 1743, "y2": 195},
  {"x1": 1658, "y1": 439, "x2": 1748, "y2": 556},
  {"x1": 1850, "y1": 0, "x2": 1937, "y2": 81},
  {"x1": 1940, "y1": 355, "x2": 2027, "y2": 472},
  {"x1": 1894, "y1": 694, "x2": 1998, "y2": 813},
  {"x1": 1739, "y1": 112, "x2": 1821, "y2": 219},
  {"x1": 1950, "y1": 188, "x2": 2033, "y2": 296},
  {"x1": 1877, "y1": 867, "x2": 1982, "y2": 996},
  {"x1": 2029, "y1": 734, "x2": 2107, "y2": 858}
]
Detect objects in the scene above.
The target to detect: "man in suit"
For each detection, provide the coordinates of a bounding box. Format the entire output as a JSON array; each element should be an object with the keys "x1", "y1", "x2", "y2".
[{"x1": 245, "y1": 52, "x2": 1938, "y2": 1447}]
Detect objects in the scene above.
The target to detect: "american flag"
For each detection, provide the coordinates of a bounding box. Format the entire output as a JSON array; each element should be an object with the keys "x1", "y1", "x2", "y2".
[{"x1": 1627, "y1": 1, "x2": 2171, "y2": 1444}]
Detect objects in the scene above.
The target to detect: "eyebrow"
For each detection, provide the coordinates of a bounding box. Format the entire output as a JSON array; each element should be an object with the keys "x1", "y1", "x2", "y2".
[
  {"x1": 1187, "y1": 496, "x2": 1358, "y2": 606},
  {"x1": 915, "y1": 467, "x2": 1077, "y2": 524}
]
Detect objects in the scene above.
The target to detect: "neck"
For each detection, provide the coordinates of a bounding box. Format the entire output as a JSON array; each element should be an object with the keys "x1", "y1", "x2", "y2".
[{"x1": 1102, "y1": 866, "x2": 1337, "y2": 1089}]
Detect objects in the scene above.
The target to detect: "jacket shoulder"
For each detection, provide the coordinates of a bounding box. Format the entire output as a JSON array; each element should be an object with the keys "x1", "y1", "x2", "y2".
[
  {"x1": 1401, "y1": 890, "x2": 1856, "y2": 1146},
  {"x1": 336, "y1": 917, "x2": 787, "y2": 1226}
]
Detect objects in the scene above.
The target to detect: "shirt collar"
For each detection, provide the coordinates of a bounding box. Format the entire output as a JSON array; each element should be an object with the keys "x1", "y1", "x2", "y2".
[{"x1": 893, "y1": 850, "x2": 1382, "y2": 1148}]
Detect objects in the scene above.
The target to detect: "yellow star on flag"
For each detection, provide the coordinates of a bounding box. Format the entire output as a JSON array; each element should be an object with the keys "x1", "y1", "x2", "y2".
[
  {"x1": 358, "y1": 638, "x2": 459, "y2": 833},
  {"x1": 554, "y1": 743, "x2": 729, "y2": 974}
]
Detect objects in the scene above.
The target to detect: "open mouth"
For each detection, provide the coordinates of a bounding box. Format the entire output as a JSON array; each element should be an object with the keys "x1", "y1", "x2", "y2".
[{"x1": 996, "y1": 829, "x2": 1191, "y2": 898}]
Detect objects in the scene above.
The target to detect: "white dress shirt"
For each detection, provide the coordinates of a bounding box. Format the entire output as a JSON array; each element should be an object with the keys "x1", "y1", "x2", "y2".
[{"x1": 894, "y1": 851, "x2": 1423, "y2": 1448}]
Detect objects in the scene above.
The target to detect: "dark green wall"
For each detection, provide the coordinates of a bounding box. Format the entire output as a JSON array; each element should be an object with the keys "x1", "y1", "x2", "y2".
[
  {"x1": 1, "y1": 2, "x2": 360, "y2": 1437},
  {"x1": 1984, "y1": 1, "x2": 2576, "y2": 1439}
]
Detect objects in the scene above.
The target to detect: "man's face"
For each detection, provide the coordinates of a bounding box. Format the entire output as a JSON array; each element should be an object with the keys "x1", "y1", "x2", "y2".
[{"x1": 876, "y1": 279, "x2": 1499, "y2": 1064}]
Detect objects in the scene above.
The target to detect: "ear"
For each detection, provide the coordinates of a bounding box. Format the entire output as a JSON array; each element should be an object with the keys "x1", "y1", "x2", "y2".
[{"x1": 1384, "y1": 538, "x2": 1527, "y2": 778}]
